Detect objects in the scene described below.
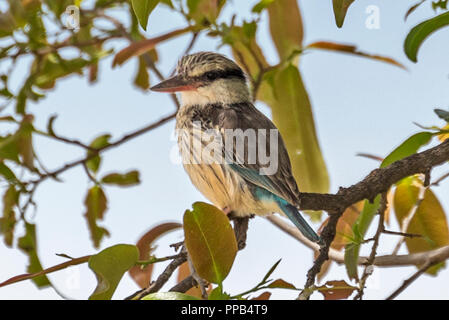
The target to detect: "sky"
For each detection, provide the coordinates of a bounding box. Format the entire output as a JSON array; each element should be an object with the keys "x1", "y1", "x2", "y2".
[{"x1": 1, "y1": 0, "x2": 449, "y2": 300}]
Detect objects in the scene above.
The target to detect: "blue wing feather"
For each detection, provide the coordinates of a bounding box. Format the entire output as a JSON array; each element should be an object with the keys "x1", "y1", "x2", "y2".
[{"x1": 228, "y1": 164, "x2": 320, "y2": 243}]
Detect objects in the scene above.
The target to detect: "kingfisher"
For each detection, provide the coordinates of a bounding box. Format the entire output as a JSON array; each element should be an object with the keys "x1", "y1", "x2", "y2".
[{"x1": 151, "y1": 51, "x2": 320, "y2": 243}]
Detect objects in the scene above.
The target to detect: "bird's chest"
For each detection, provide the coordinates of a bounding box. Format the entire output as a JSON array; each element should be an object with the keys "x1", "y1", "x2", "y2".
[
  {"x1": 175, "y1": 119, "x2": 250, "y2": 214},
  {"x1": 176, "y1": 120, "x2": 232, "y2": 205}
]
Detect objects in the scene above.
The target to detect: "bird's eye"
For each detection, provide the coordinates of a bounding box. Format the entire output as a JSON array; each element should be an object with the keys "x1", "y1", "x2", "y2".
[{"x1": 205, "y1": 72, "x2": 218, "y2": 81}]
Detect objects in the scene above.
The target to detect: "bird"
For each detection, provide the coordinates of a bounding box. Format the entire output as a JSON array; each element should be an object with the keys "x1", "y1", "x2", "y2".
[{"x1": 150, "y1": 51, "x2": 321, "y2": 243}]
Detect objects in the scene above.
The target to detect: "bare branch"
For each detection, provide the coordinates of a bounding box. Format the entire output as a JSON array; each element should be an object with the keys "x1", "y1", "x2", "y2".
[
  {"x1": 27, "y1": 112, "x2": 177, "y2": 186},
  {"x1": 386, "y1": 260, "x2": 435, "y2": 300},
  {"x1": 297, "y1": 139, "x2": 449, "y2": 212},
  {"x1": 126, "y1": 248, "x2": 188, "y2": 300},
  {"x1": 354, "y1": 192, "x2": 387, "y2": 300},
  {"x1": 267, "y1": 215, "x2": 449, "y2": 268}
]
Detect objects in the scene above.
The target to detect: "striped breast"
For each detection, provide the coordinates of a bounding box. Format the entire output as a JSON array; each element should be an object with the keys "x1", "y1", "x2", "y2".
[{"x1": 176, "y1": 109, "x2": 274, "y2": 216}]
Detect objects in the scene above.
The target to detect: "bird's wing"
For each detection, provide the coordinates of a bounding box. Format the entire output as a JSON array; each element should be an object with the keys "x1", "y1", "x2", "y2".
[{"x1": 214, "y1": 103, "x2": 300, "y2": 205}]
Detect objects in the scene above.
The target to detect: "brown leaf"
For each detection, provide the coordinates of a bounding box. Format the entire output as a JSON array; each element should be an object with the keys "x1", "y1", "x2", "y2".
[
  {"x1": 319, "y1": 201, "x2": 363, "y2": 250},
  {"x1": 88, "y1": 63, "x2": 98, "y2": 84},
  {"x1": 267, "y1": 278, "x2": 297, "y2": 289},
  {"x1": 306, "y1": 41, "x2": 406, "y2": 70},
  {"x1": 112, "y1": 26, "x2": 192, "y2": 67},
  {"x1": 316, "y1": 202, "x2": 362, "y2": 281},
  {"x1": 128, "y1": 222, "x2": 182, "y2": 288},
  {"x1": 317, "y1": 280, "x2": 357, "y2": 300},
  {"x1": 177, "y1": 261, "x2": 212, "y2": 298},
  {"x1": 83, "y1": 186, "x2": 109, "y2": 248},
  {"x1": 251, "y1": 291, "x2": 272, "y2": 300}
]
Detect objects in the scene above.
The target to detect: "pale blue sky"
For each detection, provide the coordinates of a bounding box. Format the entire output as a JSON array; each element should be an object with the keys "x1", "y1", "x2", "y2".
[{"x1": 1, "y1": 0, "x2": 449, "y2": 299}]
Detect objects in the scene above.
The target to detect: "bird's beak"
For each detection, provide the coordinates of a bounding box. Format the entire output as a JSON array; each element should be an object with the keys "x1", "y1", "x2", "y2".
[{"x1": 150, "y1": 75, "x2": 196, "y2": 93}]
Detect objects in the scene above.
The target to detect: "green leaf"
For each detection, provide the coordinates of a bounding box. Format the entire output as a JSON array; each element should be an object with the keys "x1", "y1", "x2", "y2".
[
  {"x1": 0, "y1": 135, "x2": 20, "y2": 163},
  {"x1": 35, "y1": 55, "x2": 91, "y2": 89},
  {"x1": 131, "y1": 0, "x2": 159, "y2": 31},
  {"x1": 18, "y1": 222, "x2": 51, "y2": 288},
  {"x1": 208, "y1": 285, "x2": 231, "y2": 300},
  {"x1": 187, "y1": 0, "x2": 225, "y2": 25},
  {"x1": 344, "y1": 196, "x2": 381, "y2": 280},
  {"x1": 267, "y1": 0, "x2": 303, "y2": 61},
  {"x1": 183, "y1": 202, "x2": 237, "y2": 284},
  {"x1": 88, "y1": 244, "x2": 139, "y2": 300},
  {"x1": 332, "y1": 0, "x2": 355, "y2": 28},
  {"x1": 0, "y1": 185, "x2": 18, "y2": 247},
  {"x1": 261, "y1": 259, "x2": 281, "y2": 283},
  {"x1": 0, "y1": 161, "x2": 18, "y2": 185},
  {"x1": 404, "y1": 11, "x2": 449, "y2": 62},
  {"x1": 133, "y1": 56, "x2": 150, "y2": 90},
  {"x1": 86, "y1": 134, "x2": 111, "y2": 174},
  {"x1": 17, "y1": 115, "x2": 35, "y2": 170},
  {"x1": 393, "y1": 177, "x2": 449, "y2": 275},
  {"x1": 269, "y1": 65, "x2": 329, "y2": 195},
  {"x1": 381, "y1": 132, "x2": 433, "y2": 168},
  {"x1": 83, "y1": 185, "x2": 109, "y2": 248},
  {"x1": 252, "y1": 0, "x2": 275, "y2": 13},
  {"x1": 141, "y1": 292, "x2": 200, "y2": 300},
  {"x1": 432, "y1": 0, "x2": 448, "y2": 10},
  {"x1": 101, "y1": 170, "x2": 140, "y2": 187}
]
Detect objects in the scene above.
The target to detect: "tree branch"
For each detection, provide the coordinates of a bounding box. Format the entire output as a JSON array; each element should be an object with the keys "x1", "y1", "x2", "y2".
[
  {"x1": 354, "y1": 192, "x2": 387, "y2": 300},
  {"x1": 297, "y1": 139, "x2": 449, "y2": 212},
  {"x1": 385, "y1": 259, "x2": 436, "y2": 300},
  {"x1": 267, "y1": 215, "x2": 449, "y2": 268}
]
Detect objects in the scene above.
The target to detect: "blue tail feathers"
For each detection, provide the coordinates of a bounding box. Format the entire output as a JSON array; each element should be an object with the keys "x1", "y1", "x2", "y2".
[
  {"x1": 275, "y1": 198, "x2": 321, "y2": 243},
  {"x1": 248, "y1": 182, "x2": 321, "y2": 243}
]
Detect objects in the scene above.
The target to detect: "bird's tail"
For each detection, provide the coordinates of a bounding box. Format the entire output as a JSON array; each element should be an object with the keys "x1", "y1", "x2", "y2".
[{"x1": 276, "y1": 200, "x2": 321, "y2": 243}]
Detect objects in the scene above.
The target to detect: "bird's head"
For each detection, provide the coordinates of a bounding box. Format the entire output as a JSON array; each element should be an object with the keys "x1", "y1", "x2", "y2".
[{"x1": 150, "y1": 52, "x2": 250, "y2": 106}]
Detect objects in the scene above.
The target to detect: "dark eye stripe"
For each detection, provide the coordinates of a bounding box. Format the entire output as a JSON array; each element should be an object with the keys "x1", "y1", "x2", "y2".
[{"x1": 197, "y1": 68, "x2": 245, "y2": 83}]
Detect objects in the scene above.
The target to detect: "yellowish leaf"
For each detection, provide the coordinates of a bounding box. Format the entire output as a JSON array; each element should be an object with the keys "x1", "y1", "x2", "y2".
[
  {"x1": 269, "y1": 65, "x2": 329, "y2": 194},
  {"x1": 183, "y1": 202, "x2": 237, "y2": 284},
  {"x1": 267, "y1": 0, "x2": 303, "y2": 61},
  {"x1": 393, "y1": 177, "x2": 449, "y2": 274},
  {"x1": 438, "y1": 123, "x2": 449, "y2": 142}
]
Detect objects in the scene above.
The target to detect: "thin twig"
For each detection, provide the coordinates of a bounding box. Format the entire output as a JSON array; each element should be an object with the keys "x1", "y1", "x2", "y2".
[
  {"x1": 382, "y1": 229, "x2": 422, "y2": 238},
  {"x1": 127, "y1": 248, "x2": 188, "y2": 300},
  {"x1": 386, "y1": 260, "x2": 434, "y2": 300},
  {"x1": 26, "y1": 112, "x2": 177, "y2": 186},
  {"x1": 0, "y1": 255, "x2": 90, "y2": 288},
  {"x1": 298, "y1": 210, "x2": 341, "y2": 300},
  {"x1": 354, "y1": 193, "x2": 387, "y2": 300},
  {"x1": 169, "y1": 275, "x2": 196, "y2": 293},
  {"x1": 267, "y1": 215, "x2": 449, "y2": 267}
]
